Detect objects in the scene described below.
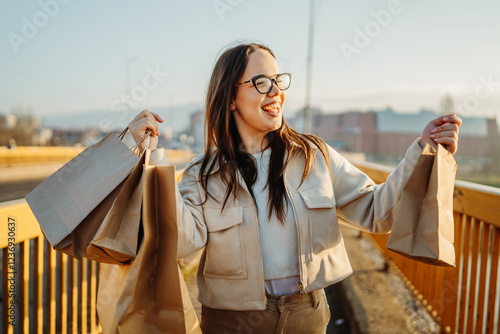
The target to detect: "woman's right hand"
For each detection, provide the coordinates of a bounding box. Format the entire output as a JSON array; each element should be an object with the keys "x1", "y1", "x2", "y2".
[{"x1": 128, "y1": 109, "x2": 164, "y2": 152}]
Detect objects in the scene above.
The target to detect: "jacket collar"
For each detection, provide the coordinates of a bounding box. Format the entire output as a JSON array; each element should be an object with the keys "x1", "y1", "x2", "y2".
[{"x1": 203, "y1": 145, "x2": 309, "y2": 198}]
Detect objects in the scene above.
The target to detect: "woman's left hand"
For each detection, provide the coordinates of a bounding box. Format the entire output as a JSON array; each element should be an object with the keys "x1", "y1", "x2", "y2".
[{"x1": 419, "y1": 114, "x2": 462, "y2": 154}]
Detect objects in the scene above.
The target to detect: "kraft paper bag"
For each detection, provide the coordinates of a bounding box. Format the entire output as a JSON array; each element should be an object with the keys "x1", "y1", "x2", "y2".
[
  {"x1": 26, "y1": 129, "x2": 141, "y2": 259},
  {"x1": 97, "y1": 150, "x2": 201, "y2": 334},
  {"x1": 386, "y1": 143, "x2": 457, "y2": 267},
  {"x1": 84, "y1": 153, "x2": 146, "y2": 264},
  {"x1": 98, "y1": 263, "x2": 199, "y2": 334}
]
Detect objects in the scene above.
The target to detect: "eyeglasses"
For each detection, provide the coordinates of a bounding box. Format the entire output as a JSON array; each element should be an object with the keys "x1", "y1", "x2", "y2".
[{"x1": 235, "y1": 73, "x2": 292, "y2": 94}]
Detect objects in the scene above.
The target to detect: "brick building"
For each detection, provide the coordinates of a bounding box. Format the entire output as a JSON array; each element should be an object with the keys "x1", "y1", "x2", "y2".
[{"x1": 289, "y1": 108, "x2": 499, "y2": 161}]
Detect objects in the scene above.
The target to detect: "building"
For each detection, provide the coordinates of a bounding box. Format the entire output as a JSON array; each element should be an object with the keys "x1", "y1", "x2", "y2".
[
  {"x1": 289, "y1": 108, "x2": 500, "y2": 166},
  {"x1": 0, "y1": 113, "x2": 43, "y2": 146}
]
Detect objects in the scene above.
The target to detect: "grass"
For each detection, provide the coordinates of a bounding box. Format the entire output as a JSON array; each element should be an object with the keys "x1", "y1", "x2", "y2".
[{"x1": 458, "y1": 175, "x2": 500, "y2": 188}]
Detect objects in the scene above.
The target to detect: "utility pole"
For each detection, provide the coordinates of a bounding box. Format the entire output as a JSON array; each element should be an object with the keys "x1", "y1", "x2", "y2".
[{"x1": 304, "y1": 0, "x2": 315, "y2": 134}]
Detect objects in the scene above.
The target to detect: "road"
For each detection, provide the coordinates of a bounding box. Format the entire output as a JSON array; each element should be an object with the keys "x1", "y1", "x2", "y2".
[{"x1": 0, "y1": 178, "x2": 47, "y2": 202}]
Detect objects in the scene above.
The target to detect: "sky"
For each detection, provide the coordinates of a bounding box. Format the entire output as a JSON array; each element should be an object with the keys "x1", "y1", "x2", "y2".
[{"x1": 1, "y1": 0, "x2": 500, "y2": 129}]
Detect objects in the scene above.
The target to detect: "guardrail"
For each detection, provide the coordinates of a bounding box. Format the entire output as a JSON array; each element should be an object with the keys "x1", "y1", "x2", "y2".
[{"x1": 353, "y1": 160, "x2": 500, "y2": 334}]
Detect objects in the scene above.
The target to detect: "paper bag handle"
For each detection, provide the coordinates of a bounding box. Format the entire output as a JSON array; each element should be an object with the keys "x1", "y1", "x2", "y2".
[{"x1": 119, "y1": 127, "x2": 151, "y2": 156}]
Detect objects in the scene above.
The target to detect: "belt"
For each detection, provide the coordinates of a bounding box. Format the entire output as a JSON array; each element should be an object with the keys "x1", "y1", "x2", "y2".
[{"x1": 265, "y1": 289, "x2": 323, "y2": 312}]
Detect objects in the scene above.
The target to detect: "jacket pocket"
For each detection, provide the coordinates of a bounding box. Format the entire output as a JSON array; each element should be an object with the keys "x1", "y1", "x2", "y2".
[
  {"x1": 203, "y1": 206, "x2": 248, "y2": 279},
  {"x1": 299, "y1": 185, "x2": 341, "y2": 256}
]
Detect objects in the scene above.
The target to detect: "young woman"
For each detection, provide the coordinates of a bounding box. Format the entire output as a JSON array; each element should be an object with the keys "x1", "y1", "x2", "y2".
[{"x1": 128, "y1": 43, "x2": 461, "y2": 333}]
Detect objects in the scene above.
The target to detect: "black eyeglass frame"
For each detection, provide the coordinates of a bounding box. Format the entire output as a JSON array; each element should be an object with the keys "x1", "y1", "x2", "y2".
[{"x1": 235, "y1": 73, "x2": 292, "y2": 94}]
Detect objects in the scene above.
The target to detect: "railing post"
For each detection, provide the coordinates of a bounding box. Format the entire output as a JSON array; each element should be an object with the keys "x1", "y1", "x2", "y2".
[
  {"x1": 440, "y1": 212, "x2": 463, "y2": 334},
  {"x1": 45, "y1": 240, "x2": 57, "y2": 334},
  {"x1": 485, "y1": 228, "x2": 500, "y2": 333},
  {"x1": 70, "y1": 257, "x2": 78, "y2": 334},
  {"x1": 34, "y1": 237, "x2": 43, "y2": 334},
  {"x1": 465, "y1": 218, "x2": 481, "y2": 332},
  {"x1": 457, "y1": 216, "x2": 472, "y2": 332},
  {"x1": 90, "y1": 261, "x2": 99, "y2": 333},
  {"x1": 20, "y1": 241, "x2": 30, "y2": 333},
  {"x1": 80, "y1": 258, "x2": 88, "y2": 334},
  {"x1": 475, "y1": 223, "x2": 493, "y2": 334}
]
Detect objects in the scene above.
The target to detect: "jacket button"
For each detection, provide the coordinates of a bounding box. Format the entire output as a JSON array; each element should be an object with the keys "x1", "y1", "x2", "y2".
[{"x1": 279, "y1": 299, "x2": 286, "y2": 306}]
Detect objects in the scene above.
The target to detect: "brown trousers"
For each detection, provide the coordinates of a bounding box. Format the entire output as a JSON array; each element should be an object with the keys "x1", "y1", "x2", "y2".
[{"x1": 200, "y1": 289, "x2": 331, "y2": 334}]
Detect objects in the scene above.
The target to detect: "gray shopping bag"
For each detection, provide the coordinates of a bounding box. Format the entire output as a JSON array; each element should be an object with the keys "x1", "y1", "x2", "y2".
[
  {"x1": 85, "y1": 152, "x2": 145, "y2": 264},
  {"x1": 26, "y1": 129, "x2": 141, "y2": 259}
]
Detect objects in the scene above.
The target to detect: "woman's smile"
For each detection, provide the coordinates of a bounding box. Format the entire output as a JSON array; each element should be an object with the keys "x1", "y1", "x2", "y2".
[{"x1": 262, "y1": 101, "x2": 281, "y2": 116}]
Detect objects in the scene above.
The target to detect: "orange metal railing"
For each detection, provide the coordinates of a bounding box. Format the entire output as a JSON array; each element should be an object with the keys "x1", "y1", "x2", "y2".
[
  {"x1": 353, "y1": 160, "x2": 500, "y2": 334},
  {"x1": 1, "y1": 199, "x2": 101, "y2": 334}
]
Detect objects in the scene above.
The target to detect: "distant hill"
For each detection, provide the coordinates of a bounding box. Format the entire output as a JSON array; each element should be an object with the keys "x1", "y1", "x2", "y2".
[{"x1": 41, "y1": 103, "x2": 203, "y2": 132}]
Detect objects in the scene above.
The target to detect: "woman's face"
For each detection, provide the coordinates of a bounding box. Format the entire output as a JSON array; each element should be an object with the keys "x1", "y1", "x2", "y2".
[{"x1": 231, "y1": 49, "x2": 286, "y2": 144}]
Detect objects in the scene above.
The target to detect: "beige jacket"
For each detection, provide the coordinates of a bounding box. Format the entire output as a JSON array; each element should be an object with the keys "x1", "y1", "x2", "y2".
[{"x1": 173, "y1": 140, "x2": 422, "y2": 310}]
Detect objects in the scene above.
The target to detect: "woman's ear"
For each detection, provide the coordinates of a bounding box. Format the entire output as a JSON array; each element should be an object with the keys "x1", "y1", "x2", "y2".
[{"x1": 230, "y1": 101, "x2": 236, "y2": 111}]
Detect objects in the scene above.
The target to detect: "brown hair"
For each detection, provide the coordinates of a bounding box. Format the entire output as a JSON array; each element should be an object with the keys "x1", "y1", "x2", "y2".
[{"x1": 194, "y1": 42, "x2": 329, "y2": 223}]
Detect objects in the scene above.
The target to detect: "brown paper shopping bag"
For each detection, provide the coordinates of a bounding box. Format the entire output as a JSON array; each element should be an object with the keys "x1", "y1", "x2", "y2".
[
  {"x1": 386, "y1": 143, "x2": 457, "y2": 267},
  {"x1": 97, "y1": 150, "x2": 201, "y2": 334}
]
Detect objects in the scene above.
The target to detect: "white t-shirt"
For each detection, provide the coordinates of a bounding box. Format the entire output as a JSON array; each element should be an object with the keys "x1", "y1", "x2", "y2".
[{"x1": 251, "y1": 148, "x2": 300, "y2": 295}]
